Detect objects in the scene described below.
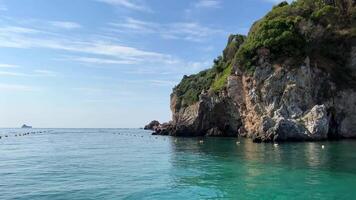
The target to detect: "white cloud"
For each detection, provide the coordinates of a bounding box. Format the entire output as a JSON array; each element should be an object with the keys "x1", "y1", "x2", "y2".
[
  {"x1": 0, "y1": 26, "x2": 39, "y2": 34},
  {"x1": 109, "y1": 18, "x2": 157, "y2": 33},
  {"x1": 0, "y1": 71, "x2": 27, "y2": 76},
  {"x1": 109, "y1": 18, "x2": 225, "y2": 42},
  {"x1": 0, "y1": 18, "x2": 216, "y2": 78},
  {"x1": 50, "y1": 21, "x2": 81, "y2": 29},
  {"x1": 163, "y1": 22, "x2": 224, "y2": 42},
  {"x1": 96, "y1": 0, "x2": 151, "y2": 12},
  {"x1": 195, "y1": 0, "x2": 221, "y2": 9},
  {"x1": 0, "y1": 5, "x2": 7, "y2": 11},
  {"x1": 67, "y1": 56, "x2": 137, "y2": 65},
  {"x1": 149, "y1": 80, "x2": 176, "y2": 87},
  {"x1": 123, "y1": 59, "x2": 212, "y2": 77},
  {"x1": 0, "y1": 24, "x2": 176, "y2": 65},
  {"x1": 0, "y1": 83, "x2": 35, "y2": 92},
  {"x1": 0, "y1": 69, "x2": 57, "y2": 77},
  {"x1": 33, "y1": 70, "x2": 57, "y2": 77},
  {"x1": 0, "y1": 64, "x2": 19, "y2": 68}
]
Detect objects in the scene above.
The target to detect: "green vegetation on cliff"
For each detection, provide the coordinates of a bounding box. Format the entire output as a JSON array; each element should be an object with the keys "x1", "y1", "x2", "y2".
[
  {"x1": 236, "y1": 0, "x2": 354, "y2": 70},
  {"x1": 173, "y1": 35, "x2": 245, "y2": 109},
  {"x1": 173, "y1": 0, "x2": 355, "y2": 110}
]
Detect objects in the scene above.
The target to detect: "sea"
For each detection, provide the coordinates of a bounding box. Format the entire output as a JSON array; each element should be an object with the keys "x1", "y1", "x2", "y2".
[{"x1": 0, "y1": 128, "x2": 356, "y2": 200}]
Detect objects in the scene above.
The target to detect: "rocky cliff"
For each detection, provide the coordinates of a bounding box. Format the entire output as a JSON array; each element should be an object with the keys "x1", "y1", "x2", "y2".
[{"x1": 154, "y1": 0, "x2": 356, "y2": 142}]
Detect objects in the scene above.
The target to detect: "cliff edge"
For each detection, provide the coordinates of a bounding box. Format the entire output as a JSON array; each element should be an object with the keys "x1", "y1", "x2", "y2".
[{"x1": 153, "y1": 0, "x2": 356, "y2": 142}]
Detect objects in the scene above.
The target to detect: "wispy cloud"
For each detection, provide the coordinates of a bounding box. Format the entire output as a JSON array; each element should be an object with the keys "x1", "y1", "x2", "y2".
[
  {"x1": 33, "y1": 70, "x2": 57, "y2": 77},
  {"x1": 149, "y1": 80, "x2": 176, "y2": 87},
  {"x1": 0, "y1": 71, "x2": 27, "y2": 76},
  {"x1": 0, "y1": 24, "x2": 176, "y2": 65},
  {"x1": 49, "y1": 21, "x2": 81, "y2": 29},
  {"x1": 123, "y1": 59, "x2": 212, "y2": 77},
  {"x1": 109, "y1": 18, "x2": 157, "y2": 33},
  {"x1": 66, "y1": 56, "x2": 137, "y2": 65},
  {"x1": 162, "y1": 22, "x2": 225, "y2": 42},
  {"x1": 109, "y1": 18, "x2": 226, "y2": 42},
  {"x1": 194, "y1": 0, "x2": 221, "y2": 9},
  {"x1": 0, "y1": 26, "x2": 39, "y2": 34},
  {"x1": 95, "y1": 0, "x2": 152, "y2": 12},
  {"x1": 0, "y1": 69, "x2": 57, "y2": 77},
  {"x1": 0, "y1": 4, "x2": 7, "y2": 11},
  {"x1": 0, "y1": 83, "x2": 36, "y2": 92},
  {"x1": 0, "y1": 64, "x2": 19, "y2": 68},
  {"x1": 184, "y1": 0, "x2": 222, "y2": 19},
  {"x1": 124, "y1": 68, "x2": 173, "y2": 75},
  {"x1": 0, "y1": 16, "x2": 216, "y2": 80}
]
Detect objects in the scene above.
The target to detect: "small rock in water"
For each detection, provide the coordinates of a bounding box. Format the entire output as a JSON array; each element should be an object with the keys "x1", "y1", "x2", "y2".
[
  {"x1": 199, "y1": 140, "x2": 204, "y2": 144},
  {"x1": 322, "y1": 145, "x2": 325, "y2": 149},
  {"x1": 236, "y1": 141, "x2": 240, "y2": 145},
  {"x1": 274, "y1": 143, "x2": 279, "y2": 147}
]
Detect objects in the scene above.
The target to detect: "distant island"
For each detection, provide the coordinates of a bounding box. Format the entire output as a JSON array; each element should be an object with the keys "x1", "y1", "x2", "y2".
[
  {"x1": 21, "y1": 124, "x2": 32, "y2": 129},
  {"x1": 147, "y1": 0, "x2": 356, "y2": 142}
]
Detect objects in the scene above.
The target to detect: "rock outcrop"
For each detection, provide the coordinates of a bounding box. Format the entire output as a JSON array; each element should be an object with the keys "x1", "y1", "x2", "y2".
[
  {"x1": 167, "y1": 91, "x2": 241, "y2": 137},
  {"x1": 150, "y1": 0, "x2": 356, "y2": 142},
  {"x1": 144, "y1": 120, "x2": 160, "y2": 130}
]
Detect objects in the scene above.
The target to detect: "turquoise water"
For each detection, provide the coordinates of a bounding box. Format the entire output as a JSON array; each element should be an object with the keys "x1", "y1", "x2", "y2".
[{"x1": 0, "y1": 128, "x2": 356, "y2": 200}]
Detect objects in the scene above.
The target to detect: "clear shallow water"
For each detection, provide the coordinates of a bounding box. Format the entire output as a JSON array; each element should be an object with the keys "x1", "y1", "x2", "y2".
[{"x1": 0, "y1": 128, "x2": 356, "y2": 200}]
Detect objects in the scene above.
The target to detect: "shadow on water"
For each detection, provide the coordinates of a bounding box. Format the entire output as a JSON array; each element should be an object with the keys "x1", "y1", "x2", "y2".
[
  {"x1": 169, "y1": 137, "x2": 356, "y2": 175},
  {"x1": 163, "y1": 137, "x2": 356, "y2": 199}
]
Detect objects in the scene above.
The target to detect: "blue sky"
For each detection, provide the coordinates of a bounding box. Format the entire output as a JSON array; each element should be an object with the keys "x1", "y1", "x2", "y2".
[{"x1": 0, "y1": 0, "x2": 287, "y2": 128}]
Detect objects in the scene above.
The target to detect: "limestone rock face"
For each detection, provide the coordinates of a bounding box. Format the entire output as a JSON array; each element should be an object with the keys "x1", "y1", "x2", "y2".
[
  {"x1": 158, "y1": 54, "x2": 356, "y2": 141},
  {"x1": 226, "y1": 56, "x2": 356, "y2": 142},
  {"x1": 166, "y1": 92, "x2": 241, "y2": 137},
  {"x1": 302, "y1": 105, "x2": 329, "y2": 139}
]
